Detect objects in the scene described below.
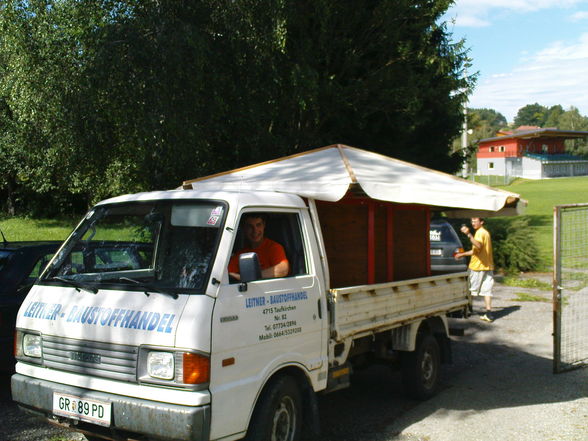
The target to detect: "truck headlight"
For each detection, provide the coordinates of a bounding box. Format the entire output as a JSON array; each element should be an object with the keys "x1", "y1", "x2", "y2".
[
  {"x1": 139, "y1": 347, "x2": 210, "y2": 388},
  {"x1": 147, "y1": 351, "x2": 174, "y2": 380},
  {"x1": 15, "y1": 331, "x2": 42, "y2": 362},
  {"x1": 23, "y1": 333, "x2": 42, "y2": 358}
]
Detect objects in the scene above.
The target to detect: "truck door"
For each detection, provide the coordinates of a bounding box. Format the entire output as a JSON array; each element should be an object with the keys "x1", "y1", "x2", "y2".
[{"x1": 208, "y1": 209, "x2": 325, "y2": 440}]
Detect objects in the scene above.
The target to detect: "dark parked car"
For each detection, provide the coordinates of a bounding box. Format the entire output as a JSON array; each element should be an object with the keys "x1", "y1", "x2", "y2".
[
  {"x1": 429, "y1": 219, "x2": 468, "y2": 275},
  {"x1": 0, "y1": 240, "x2": 61, "y2": 373}
]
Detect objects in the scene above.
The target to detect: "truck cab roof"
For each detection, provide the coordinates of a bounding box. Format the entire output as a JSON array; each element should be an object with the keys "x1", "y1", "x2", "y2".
[{"x1": 97, "y1": 189, "x2": 308, "y2": 211}]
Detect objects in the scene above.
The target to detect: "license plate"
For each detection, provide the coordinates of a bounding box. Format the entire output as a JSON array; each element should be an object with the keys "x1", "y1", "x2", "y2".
[
  {"x1": 53, "y1": 392, "x2": 112, "y2": 426},
  {"x1": 430, "y1": 249, "x2": 443, "y2": 256}
]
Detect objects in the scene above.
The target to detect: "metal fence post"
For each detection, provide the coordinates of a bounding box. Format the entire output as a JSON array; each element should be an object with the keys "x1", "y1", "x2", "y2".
[{"x1": 553, "y1": 206, "x2": 562, "y2": 373}]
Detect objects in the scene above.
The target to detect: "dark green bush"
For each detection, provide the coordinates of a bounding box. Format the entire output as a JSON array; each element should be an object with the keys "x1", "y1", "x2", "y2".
[{"x1": 487, "y1": 216, "x2": 539, "y2": 273}]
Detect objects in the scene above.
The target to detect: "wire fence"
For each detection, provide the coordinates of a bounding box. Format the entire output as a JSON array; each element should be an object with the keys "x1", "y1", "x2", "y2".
[
  {"x1": 554, "y1": 204, "x2": 588, "y2": 373},
  {"x1": 469, "y1": 174, "x2": 518, "y2": 187}
]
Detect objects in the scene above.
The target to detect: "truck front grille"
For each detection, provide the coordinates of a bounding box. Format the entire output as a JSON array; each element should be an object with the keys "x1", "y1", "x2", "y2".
[{"x1": 42, "y1": 335, "x2": 138, "y2": 382}]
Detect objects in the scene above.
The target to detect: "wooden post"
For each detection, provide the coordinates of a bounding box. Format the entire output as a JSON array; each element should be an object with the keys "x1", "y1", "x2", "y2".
[
  {"x1": 386, "y1": 206, "x2": 394, "y2": 281},
  {"x1": 368, "y1": 201, "x2": 375, "y2": 284}
]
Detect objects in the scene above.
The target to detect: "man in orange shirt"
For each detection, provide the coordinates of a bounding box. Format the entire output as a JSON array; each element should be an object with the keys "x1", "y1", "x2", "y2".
[
  {"x1": 455, "y1": 217, "x2": 495, "y2": 322},
  {"x1": 228, "y1": 213, "x2": 289, "y2": 281}
]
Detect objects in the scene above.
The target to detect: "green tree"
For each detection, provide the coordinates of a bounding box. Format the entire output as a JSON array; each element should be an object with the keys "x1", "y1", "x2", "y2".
[
  {"x1": 544, "y1": 105, "x2": 564, "y2": 128},
  {"x1": 0, "y1": 0, "x2": 474, "y2": 215},
  {"x1": 514, "y1": 103, "x2": 548, "y2": 127},
  {"x1": 558, "y1": 107, "x2": 588, "y2": 156},
  {"x1": 469, "y1": 108, "x2": 507, "y2": 139}
]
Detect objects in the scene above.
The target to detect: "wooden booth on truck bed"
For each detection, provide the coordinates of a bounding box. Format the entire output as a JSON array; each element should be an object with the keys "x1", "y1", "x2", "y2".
[{"x1": 183, "y1": 145, "x2": 525, "y2": 288}]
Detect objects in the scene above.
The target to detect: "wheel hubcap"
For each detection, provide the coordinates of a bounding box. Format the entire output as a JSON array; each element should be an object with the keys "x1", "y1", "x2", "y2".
[
  {"x1": 421, "y1": 350, "x2": 436, "y2": 388},
  {"x1": 271, "y1": 395, "x2": 296, "y2": 441}
]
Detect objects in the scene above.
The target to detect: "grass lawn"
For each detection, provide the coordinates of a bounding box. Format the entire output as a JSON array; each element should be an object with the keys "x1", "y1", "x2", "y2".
[
  {"x1": 0, "y1": 216, "x2": 77, "y2": 242},
  {"x1": 497, "y1": 176, "x2": 588, "y2": 271}
]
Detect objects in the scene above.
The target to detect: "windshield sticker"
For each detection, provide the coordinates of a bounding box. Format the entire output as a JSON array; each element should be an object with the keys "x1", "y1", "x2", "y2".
[
  {"x1": 206, "y1": 206, "x2": 224, "y2": 225},
  {"x1": 211, "y1": 206, "x2": 223, "y2": 216},
  {"x1": 207, "y1": 215, "x2": 220, "y2": 225},
  {"x1": 22, "y1": 301, "x2": 176, "y2": 333}
]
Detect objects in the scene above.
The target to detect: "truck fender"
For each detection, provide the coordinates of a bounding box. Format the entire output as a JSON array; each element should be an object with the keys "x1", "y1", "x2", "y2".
[
  {"x1": 391, "y1": 316, "x2": 449, "y2": 354},
  {"x1": 391, "y1": 322, "x2": 421, "y2": 352}
]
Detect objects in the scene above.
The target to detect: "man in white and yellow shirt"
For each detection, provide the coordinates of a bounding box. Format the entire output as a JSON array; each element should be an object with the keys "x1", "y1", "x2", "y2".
[{"x1": 455, "y1": 217, "x2": 495, "y2": 322}]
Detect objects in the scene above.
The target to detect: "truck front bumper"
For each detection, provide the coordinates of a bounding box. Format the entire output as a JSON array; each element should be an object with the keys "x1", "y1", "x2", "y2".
[{"x1": 11, "y1": 374, "x2": 211, "y2": 441}]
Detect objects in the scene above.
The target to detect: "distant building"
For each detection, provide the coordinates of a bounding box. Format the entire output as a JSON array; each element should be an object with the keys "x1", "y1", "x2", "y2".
[{"x1": 476, "y1": 126, "x2": 588, "y2": 179}]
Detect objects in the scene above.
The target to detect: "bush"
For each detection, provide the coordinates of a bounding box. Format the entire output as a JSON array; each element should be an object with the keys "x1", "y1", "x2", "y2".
[{"x1": 488, "y1": 217, "x2": 539, "y2": 273}]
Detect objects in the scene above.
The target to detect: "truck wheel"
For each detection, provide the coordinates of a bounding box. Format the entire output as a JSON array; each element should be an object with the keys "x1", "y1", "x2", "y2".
[
  {"x1": 401, "y1": 333, "x2": 441, "y2": 400},
  {"x1": 246, "y1": 375, "x2": 302, "y2": 441}
]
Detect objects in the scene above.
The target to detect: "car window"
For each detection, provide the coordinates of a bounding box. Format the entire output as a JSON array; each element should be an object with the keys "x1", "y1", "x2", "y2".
[
  {"x1": 27, "y1": 253, "x2": 56, "y2": 279},
  {"x1": 0, "y1": 250, "x2": 14, "y2": 272},
  {"x1": 430, "y1": 222, "x2": 460, "y2": 243}
]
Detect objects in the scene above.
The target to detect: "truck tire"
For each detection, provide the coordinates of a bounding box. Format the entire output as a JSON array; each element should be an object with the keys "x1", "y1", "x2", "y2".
[
  {"x1": 245, "y1": 375, "x2": 302, "y2": 441},
  {"x1": 401, "y1": 333, "x2": 440, "y2": 400}
]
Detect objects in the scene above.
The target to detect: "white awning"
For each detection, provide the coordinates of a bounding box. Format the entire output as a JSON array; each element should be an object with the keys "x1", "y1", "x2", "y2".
[{"x1": 182, "y1": 145, "x2": 525, "y2": 216}]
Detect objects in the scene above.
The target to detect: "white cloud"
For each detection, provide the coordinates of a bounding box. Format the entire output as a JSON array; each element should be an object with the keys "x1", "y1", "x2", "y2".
[
  {"x1": 469, "y1": 33, "x2": 588, "y2": 120},
  {"x1": 449, "y1": 0, "x2": 587, "y2": 27},
  {"x1": 570, "y1": 10, "x2": 588, "y2": 20}
]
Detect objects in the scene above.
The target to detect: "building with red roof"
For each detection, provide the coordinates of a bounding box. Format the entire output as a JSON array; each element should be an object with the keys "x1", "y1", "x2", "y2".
[{"x1": 476, "y1": 127, "x2": 588, "y2": 179}]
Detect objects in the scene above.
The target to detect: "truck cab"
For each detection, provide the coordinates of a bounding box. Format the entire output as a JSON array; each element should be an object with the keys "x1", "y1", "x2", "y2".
[{"x1": 13, "y1": 190, "x2": 328, "y2": 441}]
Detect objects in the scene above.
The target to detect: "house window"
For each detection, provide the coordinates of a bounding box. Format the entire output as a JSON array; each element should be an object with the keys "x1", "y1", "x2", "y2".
[
  {"x1": 488, "y1": 162, "x2": 494, "y2": 170},
  {"x1": 489, "y1": 146, "x2": 495, "y2": 152},
  {"x1": 498, "y1": 146, "x2": 505, "y2": 152},
  {"x1": 542, "y1": 144, "x2": 549, "y2": 153}
]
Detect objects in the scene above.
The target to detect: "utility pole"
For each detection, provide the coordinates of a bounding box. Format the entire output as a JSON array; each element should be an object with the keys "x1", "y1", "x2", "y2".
[{"x1": 461, "y1": 103, "x2": 468, "y2": 178}]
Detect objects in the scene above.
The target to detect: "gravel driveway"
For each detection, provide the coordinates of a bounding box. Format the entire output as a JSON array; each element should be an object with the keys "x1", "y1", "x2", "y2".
[{"x1": 2, "y1": 274, "x2": 587, "y2": 441}]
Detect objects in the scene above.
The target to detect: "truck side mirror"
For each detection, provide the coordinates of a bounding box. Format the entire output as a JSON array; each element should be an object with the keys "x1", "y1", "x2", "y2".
[{"x1": 239, "y1": 252, "x2": 261, "y2": 285}]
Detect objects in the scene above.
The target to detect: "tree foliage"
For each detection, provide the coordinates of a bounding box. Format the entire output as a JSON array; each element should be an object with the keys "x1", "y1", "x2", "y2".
[
  {"x1": 513, "y1": 103, "x2": 588, "y2": 156},
  {"x1": 0, "y1": 0, "x2": 473, "y2": 216},
  {"x1": 513, "y1": 103, "x2": 549, "y2": 127},
  {"x1": 469, "y1": 108, "x2": 507, "y2": 140}
]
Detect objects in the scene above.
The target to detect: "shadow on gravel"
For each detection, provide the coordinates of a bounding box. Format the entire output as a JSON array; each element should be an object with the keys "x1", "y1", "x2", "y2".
[
  {"x1": 490, "y1": 305, "x2": 521, "y2": 320},
  {"x1": 382, "y1": 341, "x2": 588, "y2": 440},
  {"x1": 316, "y1": 364, "x2": 415, "y2": 441},
  {"x1": 0, "y1": 374, "x2": 11, "y2": 401},
  {"x1": 314, "y1": 340, "x2": 587, "y2": 441}
]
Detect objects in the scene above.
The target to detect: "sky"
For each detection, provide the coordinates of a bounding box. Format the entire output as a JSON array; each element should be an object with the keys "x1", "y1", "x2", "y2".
[{"x1": 445, "y1": 0, "x2": 588, "y2": 122}]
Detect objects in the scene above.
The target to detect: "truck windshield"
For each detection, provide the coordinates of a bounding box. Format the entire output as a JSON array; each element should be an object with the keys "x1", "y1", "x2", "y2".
[{"x1": 43, "y1": 200, "x2": 225, "y2": 293}]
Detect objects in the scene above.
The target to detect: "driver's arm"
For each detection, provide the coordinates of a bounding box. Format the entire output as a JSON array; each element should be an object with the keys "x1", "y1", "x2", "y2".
[{"x1": 261, "y1": 260, "x2": 289, "y2": 279}]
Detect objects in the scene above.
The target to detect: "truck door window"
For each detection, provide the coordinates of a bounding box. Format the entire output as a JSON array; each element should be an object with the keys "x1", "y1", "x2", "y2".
[{"x1": 230, "y1": 212, "x2": 306, "y2": 282}]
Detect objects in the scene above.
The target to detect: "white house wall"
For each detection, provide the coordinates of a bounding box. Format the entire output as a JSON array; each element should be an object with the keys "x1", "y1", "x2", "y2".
[
  {"x1": 506, "y1": 157, "x2": 523, "y2": 177},
  {"x1": 477, "y1": 157, "x2": 506, "y2": 176},
  {"x1": 521, "y1": 156, "x2": 543, "y2": 179}
]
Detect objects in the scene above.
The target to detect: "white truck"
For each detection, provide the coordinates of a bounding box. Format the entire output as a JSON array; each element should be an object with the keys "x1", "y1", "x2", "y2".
[{"x1": 12, "y1": 146, "x2": 523, "y2": 441}]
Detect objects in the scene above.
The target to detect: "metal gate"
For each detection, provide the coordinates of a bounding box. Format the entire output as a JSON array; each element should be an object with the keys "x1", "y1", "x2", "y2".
[{"x1": 553, "y1": 204, "x2": 588, "y2": 373}]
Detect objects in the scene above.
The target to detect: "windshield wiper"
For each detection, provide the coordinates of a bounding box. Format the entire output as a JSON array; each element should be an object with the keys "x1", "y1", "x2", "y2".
[
  {"x1": 118, "y1": 277, "x2": 178, "y2": 299},
  {"x1": 51, "y1": 277, "x2": 98, "y2": 294}
]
